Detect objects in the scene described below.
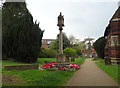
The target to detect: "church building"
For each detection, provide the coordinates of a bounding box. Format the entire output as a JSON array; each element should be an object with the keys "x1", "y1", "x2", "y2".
[{"x1": 104, "y1": 6, "x2": 120, "y2": 64}]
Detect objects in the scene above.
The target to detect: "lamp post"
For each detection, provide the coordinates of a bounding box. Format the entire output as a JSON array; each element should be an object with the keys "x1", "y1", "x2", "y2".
[{"x1": 57, "y1": 12, "x2": 65, "y2": 63}]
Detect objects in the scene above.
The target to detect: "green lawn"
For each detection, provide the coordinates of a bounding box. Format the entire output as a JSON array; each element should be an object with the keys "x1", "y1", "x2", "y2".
[
  {"x1": 2, "y1": 59, "x2": 29, "y2": 65},
  {"x1": 37, "y1": 58, "x2": 55, "y2": 65},
  {"x1": 2, "y1": 59, "x2": 36, "y2": 70},
  {"x1": 71, "y1": 57, "x2": 85, "y2": 65},
  {"x1": 3, "y1": 69, "x2": 74, "y2": 86},
  {"x1": 94, "y1": 58, "x2": 119, "y2": 83},
  {"x1": 2, "y1": 57, "x2": 85, "y2": 86}
]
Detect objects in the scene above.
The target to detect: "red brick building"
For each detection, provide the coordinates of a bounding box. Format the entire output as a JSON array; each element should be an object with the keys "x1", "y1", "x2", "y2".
[
  {"x1": 104, "y1": 6, "x2": 120, "y2": 64},
  {"x1": 81, "y1": 48, "x2": 97, "y2": 58},
  {"x1": 41, "y1": 39, "x2": 55, "y2": 48}
]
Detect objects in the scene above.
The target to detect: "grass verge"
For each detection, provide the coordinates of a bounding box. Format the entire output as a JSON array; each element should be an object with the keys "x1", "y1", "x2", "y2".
[
  {"x1": 94, "y1": 58, "x2": 119, "y2": 83},
  {"x1": 71, "y1": 57, "x2": 85, "y2": 65},
  {"x1": 2, "y1": 70, "x2": 74, "y2": 86}
]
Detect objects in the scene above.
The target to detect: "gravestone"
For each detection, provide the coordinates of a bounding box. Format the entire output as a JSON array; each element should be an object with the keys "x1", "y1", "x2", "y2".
[
  {"x1": 105, "y1": 57, "x2": 111, "y2": 65},
  {"x1": 5, "y1": 64, "x2": 38, "y2": 70}
]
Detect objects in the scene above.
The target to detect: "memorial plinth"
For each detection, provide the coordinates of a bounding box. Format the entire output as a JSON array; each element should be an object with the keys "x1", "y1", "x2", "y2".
[{"x1": 56, "y1": 12, "x2": 65, "y2": 63}]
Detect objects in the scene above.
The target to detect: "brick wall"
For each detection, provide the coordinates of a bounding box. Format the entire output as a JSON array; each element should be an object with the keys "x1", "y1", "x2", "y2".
[
  {"x1": 41, "y1": 39, "x2": 55, "y2": 48},
  {"x1": 104, "y1": 6, "x2": 120, "y2": 64}
]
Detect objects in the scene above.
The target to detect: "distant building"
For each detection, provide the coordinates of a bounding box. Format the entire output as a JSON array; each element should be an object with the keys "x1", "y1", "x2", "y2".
[
  {"x1": 104, "y1": 6, "x2": 120, "y2": 64},
  {"x1": 81, "y1": 48, "x2": 97, "y2": 58},
  {"x1": 42, "y1": 39, "x2": 55, "y2": 48},
  {"x1": 81, "y1": 38, "x2": 97, "y2": 58}
]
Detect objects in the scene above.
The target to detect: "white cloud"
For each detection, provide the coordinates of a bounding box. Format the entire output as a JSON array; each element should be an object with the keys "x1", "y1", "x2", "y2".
[{"x1": 26, "y1": 0, "x2": 118, "y2": 40}]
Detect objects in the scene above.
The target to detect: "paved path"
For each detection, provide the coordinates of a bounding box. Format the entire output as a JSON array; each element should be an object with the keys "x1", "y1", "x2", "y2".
[{"x1": 66, "y1": 59, "x2": 118, "y2": 86}]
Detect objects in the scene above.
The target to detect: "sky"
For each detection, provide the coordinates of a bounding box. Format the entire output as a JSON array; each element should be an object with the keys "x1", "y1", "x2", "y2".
[{"x1": 26, "y1": 0, "x2": 119, "y2": 41}]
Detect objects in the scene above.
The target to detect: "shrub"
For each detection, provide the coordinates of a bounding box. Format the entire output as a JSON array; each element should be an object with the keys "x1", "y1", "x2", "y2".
[
  {"x1": 39, "y1": 48, "x2": 57, "y2": 58},
  {"x1": 63, "y1": 48, "x2": 77, "y2": 57},
  {"x1": 93, "y1": 37, "x2": 106, "y2": 58},
  {"x1": 2, "y1": 2, "x2": 44, "y2": 63}
]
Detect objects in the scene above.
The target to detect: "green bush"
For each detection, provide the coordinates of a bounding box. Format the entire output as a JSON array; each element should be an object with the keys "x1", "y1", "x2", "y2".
[
  {"x1": 93, "y1": 37, "x2": 106, "y2": 58},
  {"x1": 63, "y1": 48, "x2": 77, "y2": 57},
  {"x1": 64, "y1": 48, "x2": 77, "y2": 62},
  {"x1": 39, "y1": 48, "x2": 57, "y2": 58},
  {"x1": 71, "y1": 45, "x2": 82, "y2": 56}
]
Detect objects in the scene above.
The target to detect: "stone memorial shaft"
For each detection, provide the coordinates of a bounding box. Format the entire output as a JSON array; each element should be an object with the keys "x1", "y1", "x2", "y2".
[{"x1": 57, "y1": 12, "x2": 65, "y2": 63}]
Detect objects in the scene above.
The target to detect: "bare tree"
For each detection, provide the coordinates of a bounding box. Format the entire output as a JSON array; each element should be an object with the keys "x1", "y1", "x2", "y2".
[{"x1": 0, "y1": 0, "x2": 4, "y2": 9}]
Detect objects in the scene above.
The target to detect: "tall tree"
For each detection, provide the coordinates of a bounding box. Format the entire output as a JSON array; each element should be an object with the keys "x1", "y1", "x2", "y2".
[
  {"x1": 2, "y1": 2, "x2": 44, "y2": 63},
  {"x1": 69, "y1": 35, "x2": 76, "y2": 45},
  {"x1": 50, "y1": 32, "x2": 71, "y2": 50},
  {"x1": 58, "y1": 32, "x2": 71, "y2": 49},
  {"x1": 71, "y1": 45, "x2": 82, "y2": 56},
  {"x1": 93, "y1": 37, "x2": 106, "y2": 58},
  {"x1": 0, "y1": 8, "x2": 2, "y2": 59},
  {"x1": 68, "y1": 35, "x2": 83, "y2": 56},
  {"x1": 49, "y1": 39, "x2": 59, "y2": 50}
]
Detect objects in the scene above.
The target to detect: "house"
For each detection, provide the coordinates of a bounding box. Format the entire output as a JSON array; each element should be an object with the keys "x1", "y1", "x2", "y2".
[
  {"x1": 41, "y1": 39, "x2": 55, "y2": 48},
  {"x1": 104, "y1": 6, "x2": 120, "y2": 64},
  {"x1": 81, "y1": 48, "x2": 97, "y2": 58}
]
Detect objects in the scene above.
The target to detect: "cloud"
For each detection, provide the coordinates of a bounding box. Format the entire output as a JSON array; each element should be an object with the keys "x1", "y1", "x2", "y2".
[{"x1": 26, "y1": 0, "x2": 118, "y2": 40}]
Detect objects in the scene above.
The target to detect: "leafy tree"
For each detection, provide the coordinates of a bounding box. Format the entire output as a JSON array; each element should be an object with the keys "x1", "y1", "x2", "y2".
[
  {"x1": 69, "y1": 35, "x2": 81, "y2": 45},
  {"x1": 58, "y1": 32, "x2": 71, "y2": 49},
  {"x1": 50, "y1": 32, "x2": 71, "y2": 50},
  {"x1": 93, "y1": 37, "x2": 106, "y2": 58},
  {"x1": 0, "y1": 9, "x2": 1, "y2": 59},
  {"x1": 83, "y1": 37, "x2": 94, "y2": 50},
  {"x1": 63, "y1": 48, "x2": 76, "y2": 57},
  {"x1": 49, "y1": 39, "x2": 59, "y2": 50},
  {"x1": 69, "y1": 35, "x2": 76, "y2": 45},
  {"x1": 0, "y1": 0, "x2": 4, "y2": 9},
  {"x1": 63, "y1": 48, "x2": 77, "y2": 62},
  {"x1": 78, "y1": 41, "x2": 85, "y2": 50},
  {"x1": 2, "y1": 2, "x2": 44, "y2": 63},
  {"x1": 71, "y1": 45, "x2": 82, "y2": 56},
  {"x1": 39, "y1": 48, "x2": 57, "y2": 58},
  {"x1": 68, "y1": 35, "x2": 84, "y2": 56}
]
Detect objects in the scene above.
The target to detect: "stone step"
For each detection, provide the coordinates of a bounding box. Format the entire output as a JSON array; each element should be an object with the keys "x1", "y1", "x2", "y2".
[{"x1": 52, "y1": 62, "x2": 70, "y2": 65}]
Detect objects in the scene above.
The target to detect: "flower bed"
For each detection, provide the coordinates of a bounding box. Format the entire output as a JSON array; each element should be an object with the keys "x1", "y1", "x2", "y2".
[{"x1": 41, "y1": 62, "x2": 80, "y2": 71}]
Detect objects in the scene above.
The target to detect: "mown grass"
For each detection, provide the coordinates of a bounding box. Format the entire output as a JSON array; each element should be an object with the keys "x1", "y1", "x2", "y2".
[
  {"x1": 71, "y1": 57, "x2": 85, "y2": 65},
  {"x1": 37, "y1": 58, "x2": 55, "y2": 65},
  {"x1": 2, "y1": 59, "x2": 36, "y2": 70},
  {"x1": 92, "y1": 58, "x2": 104, "y2": 62},
  {"x1": 2, "y1": 57, "x2": 85, "y2": 86},
  {"x1": 2, "y1": 60, "x2": 28, "y2": 65},
  {"x1": 3, "y1": 70, "x2": 74, "y2": 86},
  {"x1": 94, "y1": 58, "x2": 119, "y2": 83}
]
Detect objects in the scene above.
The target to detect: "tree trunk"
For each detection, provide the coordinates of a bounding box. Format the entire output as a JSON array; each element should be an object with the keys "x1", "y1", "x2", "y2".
[
  {"x1": 65, "y1": 56, "x2": 69, "y2": 62},
  {"x1": 71, "y1": 56, "x2": 75, "y2": 62}
]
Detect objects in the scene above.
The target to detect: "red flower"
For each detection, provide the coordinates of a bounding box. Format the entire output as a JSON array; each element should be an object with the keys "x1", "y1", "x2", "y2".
[
  {"x1": 52, "y1": 62, "x2": 56, "y2": 63},
  {"x1": 41, "y1": 63, "x2": 80, "y2": 70},
  {"x1": 62, "y1": 65, "x2": 67, "y2": 66},
  {"x1": 56, "y1": 65, "x2": 60, "y2": 67},
  {"x1": 48, "y1": 63, "x2": 52, "y2": 66},
  {"x1": 42, "y1": 64, "x2": 50, "y2": 68}
]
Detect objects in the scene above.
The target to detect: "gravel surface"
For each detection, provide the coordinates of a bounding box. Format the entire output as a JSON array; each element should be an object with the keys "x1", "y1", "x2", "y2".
[{"x1": 66, "y1": 59, "x2": 118, "y2": 86}]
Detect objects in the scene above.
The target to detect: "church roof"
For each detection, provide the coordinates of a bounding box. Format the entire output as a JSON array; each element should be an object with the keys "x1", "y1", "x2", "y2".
[
  {"x1": 104, "y1": 24, "x2": 110, "y2": 37},
  {"x1": 110, "y1": 6, "x2": 120, "y2": 21},
  {"x1": 104, "y1": 6, "x2": 120, "y2": 37}
]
